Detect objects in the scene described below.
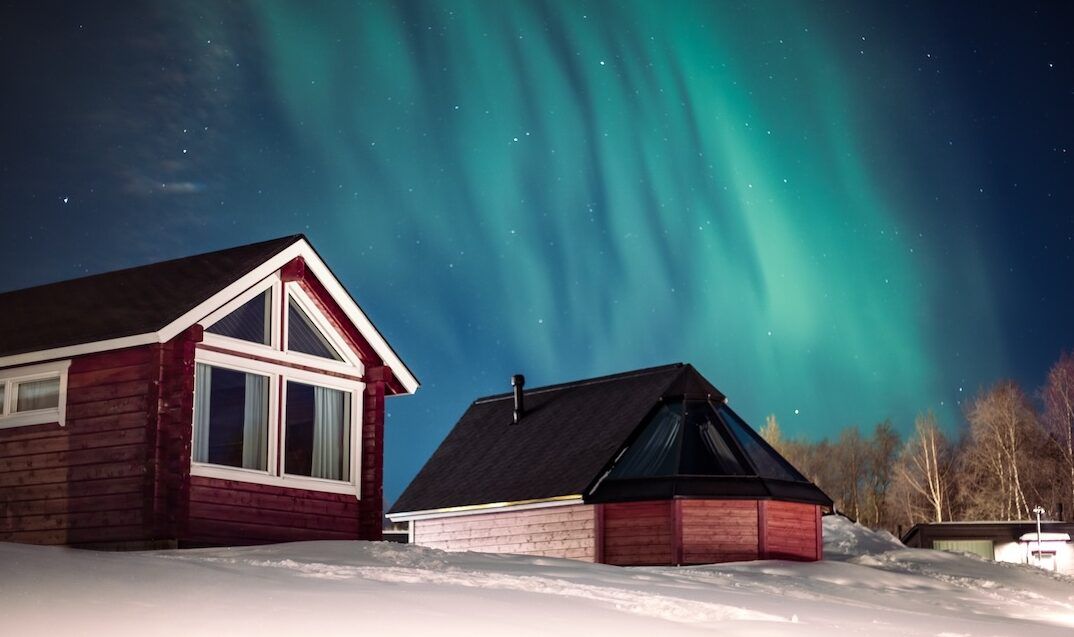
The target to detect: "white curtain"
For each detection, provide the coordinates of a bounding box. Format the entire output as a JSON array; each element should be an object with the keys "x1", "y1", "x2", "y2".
[
  {"x1": 312, "y1": 386, "x2": 349, "y2": 480},
  {"x1": 193, "y1": 364, "x2": 212, "y2": 463},
  {"x1": 16, "y1": 377, "x2": 60, "y2": 411},
  {"x1": 242, "y1": 374, "x2": 268, "y2": 470}
]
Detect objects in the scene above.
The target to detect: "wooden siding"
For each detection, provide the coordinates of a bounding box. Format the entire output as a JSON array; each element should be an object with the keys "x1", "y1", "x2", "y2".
[
  {"x1": 184, "y1": 476, "x2": 360, "y2": 545},
  {"x1": 413, "y1": 504, "x2": 598, "y2": 561},
  {"x1": 765, "y1": 500, "x2": 821, "y2": 561},
  {"x1": 0, "y1": 346, "x2": 157, "y2": 546},
  {"x1": 602, "y1": 500, "x2": 674, "y2": 566},
  {"x1": 680, "y1": 499, "x2": 760, "y2": 564}
]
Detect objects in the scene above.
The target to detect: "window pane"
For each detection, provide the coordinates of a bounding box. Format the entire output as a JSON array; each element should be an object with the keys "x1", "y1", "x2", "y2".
[
  {"x1": 206, "y1": 290, "x2": 271, "y2": 345},
  {"x1": 193, "y1": 364, "x2": 269, "y2": 471},
  {"x1": 718, "y1": 405, "x2": 804, "y2": 481},
  {"x1": 609, "y1": 403, "x2": 684, "y2": 478},
  {"x1": 679, "y1": 403, "x2": 748, "y2": 475},
  {"x1": 0, "y1": 382, "x2": 5, "y2": 413},
  {"x1": 285, "y1": 381, "x2": 351, "y2": 481},
  {"x1": 288, "y1": 298, "x2": 343, "y2": 361},
  {"x1": 16, "y1": 378, "x2": 60, "y2": 412}
]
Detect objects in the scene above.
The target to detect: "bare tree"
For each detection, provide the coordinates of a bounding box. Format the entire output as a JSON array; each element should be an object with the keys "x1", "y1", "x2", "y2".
[
  {"x1": 894, "y1": 411, "x2": 952, "y2": 523},
  {"x1": 864, "y1": 420, "x2": 900, "y2": 529},
  {"x1": 833, "y1": 427, "x2": 867, "y2": 520},
  {"x1": 1043, "y1": 352, "x2": 1074, "y2": 519},
  {"x1": 960, "y1": 381, "x2": 1043, "y2": 520}
]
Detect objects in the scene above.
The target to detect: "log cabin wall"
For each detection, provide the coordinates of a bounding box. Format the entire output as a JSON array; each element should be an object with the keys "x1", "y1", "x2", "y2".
[
  {"x1": 601, "y1": 500, "x2": 674, "y2": 566},
  {"x1": 680, "y1": 499, "x2": 760, "y2": 564},
  {"x1": 412, "y1": 503, "x2": 598, "y2": 561},
  {"x1": 0, "y1": 346, "x2": 158, "y2": 547},
  {"x1": 764, "y1": 500, "x2": 821, "y2": 561}
]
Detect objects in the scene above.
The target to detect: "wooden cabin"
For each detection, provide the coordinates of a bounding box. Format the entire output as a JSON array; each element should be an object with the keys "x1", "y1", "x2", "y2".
[
  {"x1": 902, "y1": 521, "x2": 1074, "y2": 573},
  {"x1": 0, "y1": 235, "x2": 418, "y2": 548},
  {"x1": 388, "y1": 364, "x2": 831, "y2": 566}
]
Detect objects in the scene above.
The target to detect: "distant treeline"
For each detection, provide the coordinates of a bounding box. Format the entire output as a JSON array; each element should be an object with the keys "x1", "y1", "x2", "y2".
[{"x1": 761, "y1": 352, "x2": 1074, "y2": 535}]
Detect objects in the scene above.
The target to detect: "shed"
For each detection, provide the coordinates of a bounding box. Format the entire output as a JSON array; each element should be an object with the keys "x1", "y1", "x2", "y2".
[
  {"x1": 0, "y1": 235, "x2": 417, "y2": 548},
  {"x1": 902, "y1": 521, "x2": 1074, "y2": 573},
  {"x1": 388, "y1": 364, "x2": 831, "y2": 565}
]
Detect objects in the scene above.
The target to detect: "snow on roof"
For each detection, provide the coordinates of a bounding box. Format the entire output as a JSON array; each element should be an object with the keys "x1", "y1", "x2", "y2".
[{"x1": 1019, "y1": 532, "x2": 1072, "y2": 542}]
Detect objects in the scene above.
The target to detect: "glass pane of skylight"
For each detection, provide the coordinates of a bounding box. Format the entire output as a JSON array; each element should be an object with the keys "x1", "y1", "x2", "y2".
[
  {"x1": 718, "y1": 405, "x2": 804, "y2": 481},
  {"x1": 609, "y1": 403, "x2": 684, "y2": 478},
  {"x1": 16, "y1": 377, "x2": 60, "y2": 412},
  {"x1": 679, "y1": 402, "x2": 748, "y2": 475},
  {"x1": 287, "y1": 298, "x2": 343, "y2": 361},
  {"x1": 206, "y1": 290, "x2": 271, "y2": 345}
]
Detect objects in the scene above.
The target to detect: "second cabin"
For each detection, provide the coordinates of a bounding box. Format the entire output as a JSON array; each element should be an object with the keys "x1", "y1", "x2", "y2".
[{"x1": 389, "y1": 364, "x2": 832, "y2": 566}]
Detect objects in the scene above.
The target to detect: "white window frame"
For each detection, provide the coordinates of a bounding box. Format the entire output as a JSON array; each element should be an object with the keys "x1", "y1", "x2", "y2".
[
  {"x1": 197, "y1": 313, "x2": 369, "y2": 496},
  {"x1": 0, "y1": 360, "x2": 71, "y2": 430},
  {"x1": 283, "y1": 283, "x2": 363, "y2": 369},
  {"x1": 201, "y1": 275, "x2": 282, "y2": 353}
]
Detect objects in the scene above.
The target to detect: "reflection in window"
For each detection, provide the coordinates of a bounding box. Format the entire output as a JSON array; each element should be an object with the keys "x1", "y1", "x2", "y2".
[
  {"x1": 680, "y1": 404, "x2": 747, "y2": 475},
  {"x1": 207, "y1": 290, "x2": 271, "y2": 345},
  {"x1": 285, "y1": 381, "x2": 351, "y2": 481},
  {"x1": 608, "y1": 404, "x2": 684, "y2": 478},
  {"x1": 193, "y1": 364, "x2": 269, "y2": 471},
  {"x1": 16, "y1": 378, "x2": 60, "y2": 412},
  {"x1": 288, "y1": 298, "x2": 343, "y2": 361},
  {"x1": 718, "y1": 405, "x2": 804, "y2": 481}
]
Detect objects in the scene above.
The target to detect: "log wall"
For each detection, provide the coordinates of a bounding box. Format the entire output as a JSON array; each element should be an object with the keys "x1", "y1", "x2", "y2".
[
  {"x1": 765, "y1": 500, "x2": 821, "y2": 561},
  {"x1": 412, "y1": 504, "x2": 598, "y2": 561},
  {"x1": 680, "y1": 499, "x2": 759, "y2": 564},
  {"x1": 0, "y1": 346, "x2": 157, "y2": 546},
  {"x1": 601, "y1": 500, "x2": 674, "y2": 566}
]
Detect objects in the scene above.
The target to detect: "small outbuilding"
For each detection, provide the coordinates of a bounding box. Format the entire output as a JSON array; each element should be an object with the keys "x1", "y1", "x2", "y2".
[
  {"x1": 902, "y1": 521, "x2": 1074, "y2": 573},
  {"x1": 0, "y1": 235, "x2": 417, "y2": 548},
  {"x1": 388, "y1": 364, "x2": 832, "y2": 565}
]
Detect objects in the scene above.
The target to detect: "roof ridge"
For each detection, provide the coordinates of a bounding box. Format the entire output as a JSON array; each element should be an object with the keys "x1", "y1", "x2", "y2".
[
  {"x1": 473, "y1": 363, "x2": 685, "y2": 404},
  {"x1": 0, "y1": 234, "x2": 305, "y2": 297}
]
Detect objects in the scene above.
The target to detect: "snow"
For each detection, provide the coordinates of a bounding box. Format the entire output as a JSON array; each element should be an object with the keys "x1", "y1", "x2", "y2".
[{"x1": 3, "y1": 516, "x2": 1074, "y2": 636}]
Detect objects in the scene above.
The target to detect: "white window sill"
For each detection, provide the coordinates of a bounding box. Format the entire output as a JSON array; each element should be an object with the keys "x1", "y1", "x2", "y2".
[
  {"x1": 190, "y1": 462, "x2": 359, "y2": 497},
  {"x1": 0, "y1": 411, "x2": 63, "y2": 430}
]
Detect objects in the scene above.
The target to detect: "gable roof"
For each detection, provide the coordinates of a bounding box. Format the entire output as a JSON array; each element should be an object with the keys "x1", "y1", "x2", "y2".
[
  {"x1": 389, "y1": 363, "x2": 831, "y2": 516},
  {"x1": 0, "y1": 235, "x2": 418, "y2": 393}
]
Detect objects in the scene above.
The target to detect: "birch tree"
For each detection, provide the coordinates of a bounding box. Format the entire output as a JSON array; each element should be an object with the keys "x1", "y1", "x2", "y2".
[
  {"x1": 1043, "y1": 352, "x2": 1074, "y2": 518},
  {"x1": 894, "y1": 411, "x2": 952, "y2": 523}
]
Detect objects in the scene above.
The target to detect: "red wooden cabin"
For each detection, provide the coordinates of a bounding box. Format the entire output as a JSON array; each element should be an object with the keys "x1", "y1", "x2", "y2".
[
  {"x1": 0, "y1": 235, "x2": 418, "y2": 548},
  {"x1": 388, "y1": 364, "x2": 831, "y2": 565}
]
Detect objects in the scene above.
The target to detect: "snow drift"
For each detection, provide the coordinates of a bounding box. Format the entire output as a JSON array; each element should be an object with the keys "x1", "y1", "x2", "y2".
[{"x1": 2, "y1": 516, "x2": 1074, "y2": 636}]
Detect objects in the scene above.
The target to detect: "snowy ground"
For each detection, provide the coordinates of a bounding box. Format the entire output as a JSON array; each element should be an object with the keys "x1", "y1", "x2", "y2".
[{"x1": 3, "y1": 517, "x2": 1074, "y2": 636}]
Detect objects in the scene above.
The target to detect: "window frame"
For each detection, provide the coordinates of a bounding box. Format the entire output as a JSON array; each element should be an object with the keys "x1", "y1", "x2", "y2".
[
  {"x1": 0, "y1": 360, "x2": 71, "y2": 430},
  {"x1": 194, "y1": 273, "x2": 366, "y2": 495}
]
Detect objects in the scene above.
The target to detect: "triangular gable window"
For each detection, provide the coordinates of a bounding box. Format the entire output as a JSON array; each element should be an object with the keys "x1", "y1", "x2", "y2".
[
  {"x1": 287, "y1": 297, "x2": 343, "y2": 361},
  {"x1": 717, "y1": 405, "x2": 805, "y2": 482},
  {"x1": 206, "y1": 290, "x2": 271, "y2": 345}
]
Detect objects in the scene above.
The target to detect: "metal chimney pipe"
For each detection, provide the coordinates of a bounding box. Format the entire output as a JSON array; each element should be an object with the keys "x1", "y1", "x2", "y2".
[{"x1": 512, "y1": 374, "x2": 525, "y2": 424}]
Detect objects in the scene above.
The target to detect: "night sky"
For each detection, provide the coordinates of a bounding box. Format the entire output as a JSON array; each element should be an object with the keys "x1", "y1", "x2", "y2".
[{"x1": 2, "y1": 1, "x2": 1072, "y2": 504}]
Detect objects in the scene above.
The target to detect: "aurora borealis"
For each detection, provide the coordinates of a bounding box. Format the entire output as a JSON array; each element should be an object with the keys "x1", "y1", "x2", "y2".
[{"x1": 2, "y1": 1, "x2": 1071, "y2": 503}]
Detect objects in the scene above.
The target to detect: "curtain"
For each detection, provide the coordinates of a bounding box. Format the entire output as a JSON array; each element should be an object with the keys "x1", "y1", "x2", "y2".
[
  {"x1": 312, "y1": 386, "x2": 349, "y2": 480},
  {"x1": 16, "y1": 377, "x2": 60, "y2": 411},
  {"x1": 242, "y1": 374, "x2": 268, "y2": 470},
  {"x1": 193, "y1": 364, "x2": 212, "y2": 463},
  {"x1": 609, "y1": 406, "x2": 684, "y2": 478}
]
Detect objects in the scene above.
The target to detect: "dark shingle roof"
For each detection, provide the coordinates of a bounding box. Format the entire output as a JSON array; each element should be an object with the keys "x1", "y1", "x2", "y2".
[
  {"x1": 390, "y1": 363, "x2": 831, "y2": 515},
  {"x1": 0, "y1": 235, "x2": 303, "y2": 357}
]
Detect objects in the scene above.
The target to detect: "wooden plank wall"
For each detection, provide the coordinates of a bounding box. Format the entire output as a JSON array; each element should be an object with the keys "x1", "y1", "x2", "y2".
[
  {"x1": 601, "y1": 500, "x2": 673, "y2": 566},
  {"x1": 0, "y1": 346, "x2": 156, "y2": 546},
  {"x1": 680, "y1": 499, "x2": 759, "y2": 564},
  {"x1": 765, "y1": 501, "x2": 820, "y2": 560},
  {"x1": 413, "y1": 504, "x2": 597, "y2": 561},
  {"x1": 184, "y1": 476, "x2": 360, "y2": 545}
]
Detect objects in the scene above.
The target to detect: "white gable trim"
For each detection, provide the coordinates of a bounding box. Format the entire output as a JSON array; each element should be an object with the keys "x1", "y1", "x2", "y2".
[{"x1": 0, "y1": 239, "x2": 419, "y2": 394}]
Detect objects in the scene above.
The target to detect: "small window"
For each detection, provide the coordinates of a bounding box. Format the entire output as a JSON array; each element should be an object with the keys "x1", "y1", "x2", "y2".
[
  {"x1": 0, "y1": 361, "x2": 69, "y2": 429},
  {"x1": 206, "y1": 289, "x2": 272, "y2": 345},
  {"x1": 16, "y1": 377, "x2": 61, "y2": 412},
  {"x1": 285, "y1": 381, "x2": 351, "y2": 481},
  {"x1": 288, "y1": 298, "x2": 343, "y2": 361},
  {"x1": 193, "y1": 363, "x2": 270, "y2": 471}
]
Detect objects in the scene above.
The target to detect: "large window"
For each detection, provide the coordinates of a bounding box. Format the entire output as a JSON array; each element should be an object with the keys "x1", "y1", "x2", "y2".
[
  {"x1": 195, "y1": 275, "x2": 363, "y2": 495},
  {"x1": 0, "y1": 360, "x2": 70, "y2": 429}
]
